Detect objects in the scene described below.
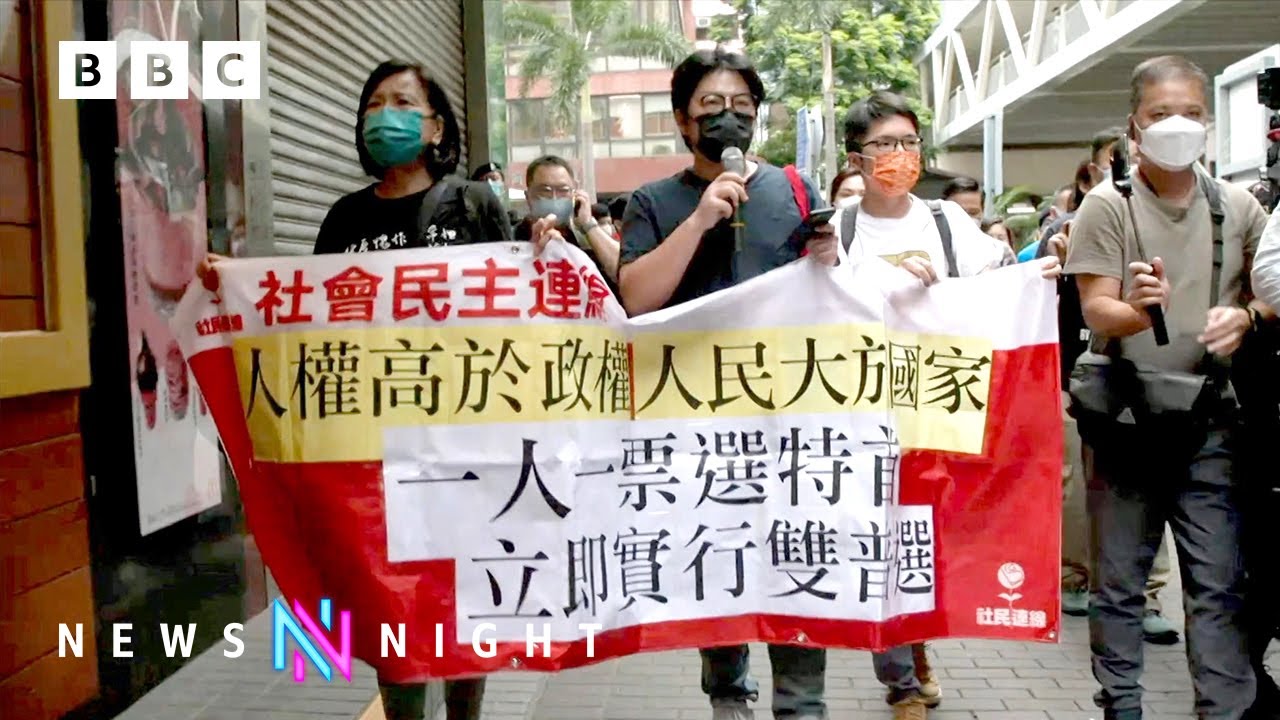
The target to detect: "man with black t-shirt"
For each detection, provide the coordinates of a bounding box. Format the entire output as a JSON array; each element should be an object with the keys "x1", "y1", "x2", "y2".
[{"x1": 619, "y1": 46, "x2": 829, "y2": 720}]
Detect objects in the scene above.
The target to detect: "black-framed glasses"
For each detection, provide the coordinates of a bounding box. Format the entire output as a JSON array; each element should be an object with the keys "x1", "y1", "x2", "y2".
[
  {"x1": 697, "y1": 92, "x2": 758, "y2": 116},
  {"x1": 859, "y1": 136, "x2": 924, "y2": 155}
]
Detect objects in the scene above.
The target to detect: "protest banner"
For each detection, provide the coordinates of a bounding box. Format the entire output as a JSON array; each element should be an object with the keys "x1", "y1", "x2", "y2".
[{"x1": 174, "y1": 241, "x2": 1062, "y2": 682}]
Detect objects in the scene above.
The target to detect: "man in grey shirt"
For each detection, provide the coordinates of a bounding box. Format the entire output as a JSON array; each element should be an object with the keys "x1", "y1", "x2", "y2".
[{"x1": 1065, "y1": 55, "x2": 1269, "y2": 720}]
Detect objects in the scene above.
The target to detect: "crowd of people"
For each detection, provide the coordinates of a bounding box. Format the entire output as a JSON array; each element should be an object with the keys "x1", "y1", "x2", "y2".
[{"x1": 196, "y1": 42, "x2": 1280, "y2": 720}]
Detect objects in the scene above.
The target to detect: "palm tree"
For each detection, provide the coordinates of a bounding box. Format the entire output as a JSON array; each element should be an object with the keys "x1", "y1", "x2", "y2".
[
  {"x1": 755, "y1": 0, "x2": 842, "y2": 185},
  {"x1": 504, "y1": 0, "x2": 691, "y2": 198}
]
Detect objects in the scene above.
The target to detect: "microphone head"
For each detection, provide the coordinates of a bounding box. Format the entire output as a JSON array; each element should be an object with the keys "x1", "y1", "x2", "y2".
[{"x1": 720, "y1": 146, "x2": 746, "y2": 175}]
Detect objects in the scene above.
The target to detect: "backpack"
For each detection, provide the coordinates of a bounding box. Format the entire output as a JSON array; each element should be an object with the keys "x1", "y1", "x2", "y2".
[{"x1": 840, "y1": 199, "x2": 958, "y2": 277}]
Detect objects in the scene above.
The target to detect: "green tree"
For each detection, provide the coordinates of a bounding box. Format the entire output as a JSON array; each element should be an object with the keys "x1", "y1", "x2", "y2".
[
  {"x1": 504, "y1": 0, "x2": 690, "y2": 198},
  {"x1": 747, "y1": 0, "x2": 938, "y2": 178},
  {"x1": 754, "y1": 1, "x2": 843, "y2": 184}
]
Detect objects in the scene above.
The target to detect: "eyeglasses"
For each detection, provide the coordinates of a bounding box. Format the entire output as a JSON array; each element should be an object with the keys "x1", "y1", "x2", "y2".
[
  {"x1": 528, "y1": 184, "x2": 574, "y2": 199},
  {"x1": 858, "y1": 136, "x2": 924, "y2": 155},
  {"x1": 697, "y1": 92, "x2": 758, "y2": 116}
]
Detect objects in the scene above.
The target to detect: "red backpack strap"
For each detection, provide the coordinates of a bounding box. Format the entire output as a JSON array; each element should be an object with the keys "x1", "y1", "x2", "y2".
[
  {"x1": 784, "y1": 165, "x2": 810, "y2": 221},
  {"x1": 784, "y1": 165, "x2": 812, "y2": 256}
]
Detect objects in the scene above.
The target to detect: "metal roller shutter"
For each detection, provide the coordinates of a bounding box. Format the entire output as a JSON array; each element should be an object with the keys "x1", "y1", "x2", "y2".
[{"x1": 264, "y1": 0, "x2": 467, "y2": 255}]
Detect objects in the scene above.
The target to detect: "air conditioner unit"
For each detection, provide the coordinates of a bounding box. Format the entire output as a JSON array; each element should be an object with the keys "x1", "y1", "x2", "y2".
[{"x1": 695, "y1": 16, "x2": 712, "y2": 28}]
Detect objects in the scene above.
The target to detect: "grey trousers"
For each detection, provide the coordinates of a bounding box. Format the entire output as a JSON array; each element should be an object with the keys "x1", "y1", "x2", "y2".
[
  {"x1": 873, "y1": 645, "x2": 921, "y2": 704},
  {"x1": 1087, "y1": 426, "x2": 1254, "y2": 718},
  {"x1": 701, "y1": 645, "x2": 827, "y2": 718}
]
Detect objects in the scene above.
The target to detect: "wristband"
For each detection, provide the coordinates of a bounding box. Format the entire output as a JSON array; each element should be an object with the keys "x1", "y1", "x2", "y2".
[{"x1": 578, "y1": 219, "x2": 600, "y2": 234}]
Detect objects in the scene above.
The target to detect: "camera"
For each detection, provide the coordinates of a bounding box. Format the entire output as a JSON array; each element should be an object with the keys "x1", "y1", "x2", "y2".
[
  {"x1": 1258, "y1": 68, "x2": 1280, "y2": 211},
  {"x1": 1259, "y1": 67, "x2": 1280, "y2": 110}
]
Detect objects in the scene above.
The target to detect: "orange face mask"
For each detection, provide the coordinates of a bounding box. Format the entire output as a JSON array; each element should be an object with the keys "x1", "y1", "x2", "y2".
[{"x1": 870, "y1": 150, "x2": 921, "y2": 196}]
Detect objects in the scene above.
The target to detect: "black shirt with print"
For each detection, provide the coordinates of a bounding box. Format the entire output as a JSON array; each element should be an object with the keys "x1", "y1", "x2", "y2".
[{"x1": 312, "y1": 179, "x2": 513, "y2": 255}]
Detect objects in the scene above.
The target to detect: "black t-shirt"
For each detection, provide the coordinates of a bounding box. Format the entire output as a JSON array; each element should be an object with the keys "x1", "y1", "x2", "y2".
[
  {"x1": 313, "y1": 179, "x2": 513, "y2": 255},
  {"x1": 620, "y1": 164, "x2": 822, "y2": 309}
]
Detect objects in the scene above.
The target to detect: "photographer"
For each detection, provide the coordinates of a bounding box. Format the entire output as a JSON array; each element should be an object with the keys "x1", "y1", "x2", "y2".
[{"x1": 1065, "y1": 55, "x2": 1270, "y2": 720}]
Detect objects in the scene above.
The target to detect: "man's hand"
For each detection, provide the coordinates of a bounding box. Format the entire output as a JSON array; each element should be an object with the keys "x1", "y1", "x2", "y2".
[
  {"x1": 901, "y1": 256, "x2": 938, "y2": 286},
  {"x1": 1045, "y1": 220, "x2": 1071, "y2": 264},
  {"x1": 531, "y1": 214, "x2": 564, "y2": 254},
  {"x1": 196, "y1": 253, "x2": 228, "y2": 292},
  {"x1": 1039, "y1": 255, "x2": 1062, "y2": 280},
  {"x1": 804, "y1": 222, "x2": 838, "y2": 266},
  {"x1": 573, "y1": 189, "x2": 593, "y2": 227},
  {"x1": 1124, "y1": 257, "x2": 1170, "y2": 319},
  {"x1": 691, "y1": 171, "x2": 747, "y2": 231},
  {"x1": 1198, "y1": 306, "x2": 1251, "y2": 357}
]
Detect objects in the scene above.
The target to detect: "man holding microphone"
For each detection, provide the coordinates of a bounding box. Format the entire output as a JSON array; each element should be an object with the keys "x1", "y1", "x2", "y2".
[{"x1": 619, "y1": 45, "x2": 830, "y2": 720}]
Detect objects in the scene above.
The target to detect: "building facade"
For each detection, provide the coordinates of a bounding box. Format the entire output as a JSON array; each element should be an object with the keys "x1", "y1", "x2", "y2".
[
  {"x1": 915, "y1": 0, "x2": 1280, "y2": 200},
  {"x1": 503, "y1": 0, "x2": 700, "y2": 202}
]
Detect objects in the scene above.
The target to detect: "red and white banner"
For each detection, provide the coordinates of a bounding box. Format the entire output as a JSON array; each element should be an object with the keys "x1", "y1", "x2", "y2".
[{"x1": 174, "y1": 242, "x2": 1061, "y2": 681}]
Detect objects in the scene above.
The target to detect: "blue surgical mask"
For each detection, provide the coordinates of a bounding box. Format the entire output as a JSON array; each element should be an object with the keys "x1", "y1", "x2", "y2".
[
  {"x1": 530, "y1": 197, "x2": 573, "y2": 224},
  {"x1": 362, "y1": 108, "x2": 425, "y2": 169},
  {"x1": 488, "y1": 179, "x2": 505, "y2": 198}
]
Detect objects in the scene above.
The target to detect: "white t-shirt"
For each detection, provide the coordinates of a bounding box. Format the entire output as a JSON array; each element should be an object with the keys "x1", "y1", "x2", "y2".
[{"x1": 832, "y1": 195, "x2": 1013, "y2": 278}]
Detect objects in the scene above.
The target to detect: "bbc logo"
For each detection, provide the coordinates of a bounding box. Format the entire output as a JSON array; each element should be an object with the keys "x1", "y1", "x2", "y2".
[{"x1": 58, "y1": 41, "x2": 261, "y2": 100}]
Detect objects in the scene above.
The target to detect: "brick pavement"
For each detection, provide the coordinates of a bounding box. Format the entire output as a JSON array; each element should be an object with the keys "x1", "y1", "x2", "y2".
[
  {"x1": 456, "y1": 562, "x2": 1277, "y2": 720},
  {"x1": 119, "y1": 557, "x2": 1280, "y2": 720}
]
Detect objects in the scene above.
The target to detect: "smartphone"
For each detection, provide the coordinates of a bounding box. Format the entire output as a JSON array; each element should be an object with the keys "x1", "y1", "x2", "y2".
[{"x1": 803, "y1": 207, "x2": 837, "y2": 228}]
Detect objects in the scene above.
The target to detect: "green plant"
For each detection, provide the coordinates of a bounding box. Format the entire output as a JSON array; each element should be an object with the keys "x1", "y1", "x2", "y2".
[{"x1": 505, "y1": 0, "x2": 690, "y2": 197}]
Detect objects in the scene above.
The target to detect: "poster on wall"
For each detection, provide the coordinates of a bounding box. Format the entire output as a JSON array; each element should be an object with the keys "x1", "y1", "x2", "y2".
[{"x1": 113, "y1": 0, "x2": 222, "y2": 535}]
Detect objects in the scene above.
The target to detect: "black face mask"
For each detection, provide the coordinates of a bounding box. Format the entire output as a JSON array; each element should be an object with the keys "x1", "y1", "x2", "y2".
[{"x1": 690, "y1": 110, "x2": 755, "y2": 162}]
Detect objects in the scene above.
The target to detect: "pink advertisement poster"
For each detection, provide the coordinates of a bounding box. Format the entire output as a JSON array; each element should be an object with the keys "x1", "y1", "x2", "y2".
[{"x1": 113, "y1": 0, "x2": 221, "y2": 535}]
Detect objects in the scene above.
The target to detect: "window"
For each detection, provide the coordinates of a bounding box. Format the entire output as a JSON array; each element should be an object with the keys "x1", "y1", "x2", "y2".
[
  {"x1": 610, "y1": 95, "x2": 643, "y2": 139},
  {"x1": 644, "y1": 95, "x2": 676, "y2": 136},
  {"x1": 509, "y1": 100, "x2": 543, "y2": 145}
]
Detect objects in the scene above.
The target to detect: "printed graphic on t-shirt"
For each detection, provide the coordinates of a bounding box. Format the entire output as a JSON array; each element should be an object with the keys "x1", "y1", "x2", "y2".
[
  {"x1": 341, "y1": 231, "x2": 411, "y2": 253},
  {"x1": 338, "y1": 225, "x2": 463, "y2": 253},
  {"x1": 878, "y1": 250, "x2": 931, "y2": 267}
]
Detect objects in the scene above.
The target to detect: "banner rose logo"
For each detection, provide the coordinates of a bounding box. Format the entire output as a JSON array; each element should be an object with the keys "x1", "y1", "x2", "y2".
[{"x1": 997, "y1": 562, "x2": 1024, "y2": 606}]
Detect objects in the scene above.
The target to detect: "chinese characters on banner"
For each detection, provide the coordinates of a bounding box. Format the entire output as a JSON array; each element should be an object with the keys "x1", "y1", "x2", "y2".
[{"x1": 174, "y1": 242, "x2": 1062, "y2": 683}]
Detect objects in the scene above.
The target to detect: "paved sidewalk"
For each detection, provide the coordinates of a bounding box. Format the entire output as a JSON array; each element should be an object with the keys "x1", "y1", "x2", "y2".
[
  {"x1": 118, "y1": 561, "x2": 1280, "y2": 720},
  {"x1": 414, "y1": 562, "x2": 1278, "y2": 720}
]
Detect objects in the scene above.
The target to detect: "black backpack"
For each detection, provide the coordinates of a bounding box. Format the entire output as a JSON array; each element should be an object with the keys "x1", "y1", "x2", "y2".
[{"x1": 840, "y1": 199, "x2": 958, "y2": 278}]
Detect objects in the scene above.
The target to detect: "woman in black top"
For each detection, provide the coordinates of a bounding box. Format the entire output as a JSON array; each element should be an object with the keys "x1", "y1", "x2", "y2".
[
  {"x1": 198, "y1": 60, "x2": 512, "y2": 720},
  {"x1": 312, "y1": 61, "x2": 511, "y2": 254}
]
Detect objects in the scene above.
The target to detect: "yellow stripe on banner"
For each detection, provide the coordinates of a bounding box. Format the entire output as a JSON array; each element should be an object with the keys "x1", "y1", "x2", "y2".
[
  {"x1": 234, "y1": 325, "x2": 630, "y2": 463},
  {"x1": 631, "y1": 324, "x2": 992, "y2": 455}
]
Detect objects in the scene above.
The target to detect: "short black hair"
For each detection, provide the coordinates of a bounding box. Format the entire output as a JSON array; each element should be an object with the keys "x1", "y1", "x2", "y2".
[
  {"x1": 844, "y1": 91, "x2": 921, "y2": 153},
  {"x1": 525, "y1": 155, "x2": 575, "y2": 188},
  {"x1": 670, "y1": 45, "x2": 765, "y2": 117},
  {"x1": 470, "y1": 162, "x2": 502, "y2": 181},
  {"x1": 591, "y1": 203, "x2": 609, "y2": 221},
  {"x1": 1130, "y1": 55, "x2": 1208, "y2": 113},
  {"x1": 356, "y1": 61, "x2": 462, "y2": 180},
  {"x1": 1090, "y1": 127, "x2": 1125, "y2": 164},
  {"x1": 942, "y1": 176, "x2": 982, "y2": 200}
]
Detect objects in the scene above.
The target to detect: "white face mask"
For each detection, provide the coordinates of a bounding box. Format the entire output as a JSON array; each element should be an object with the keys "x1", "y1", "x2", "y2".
[
  {"x1": 1136, "y1": 115, "x2": 1206, "y2": 171},
  {"x1": 836, "y1": 195, "x2": 861, "y2": 208}
]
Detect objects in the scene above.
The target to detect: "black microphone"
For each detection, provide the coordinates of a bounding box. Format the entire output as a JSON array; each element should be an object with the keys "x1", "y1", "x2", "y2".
[{"x1": 721, "y1": 146, "x2": 747, "y2": 253}]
